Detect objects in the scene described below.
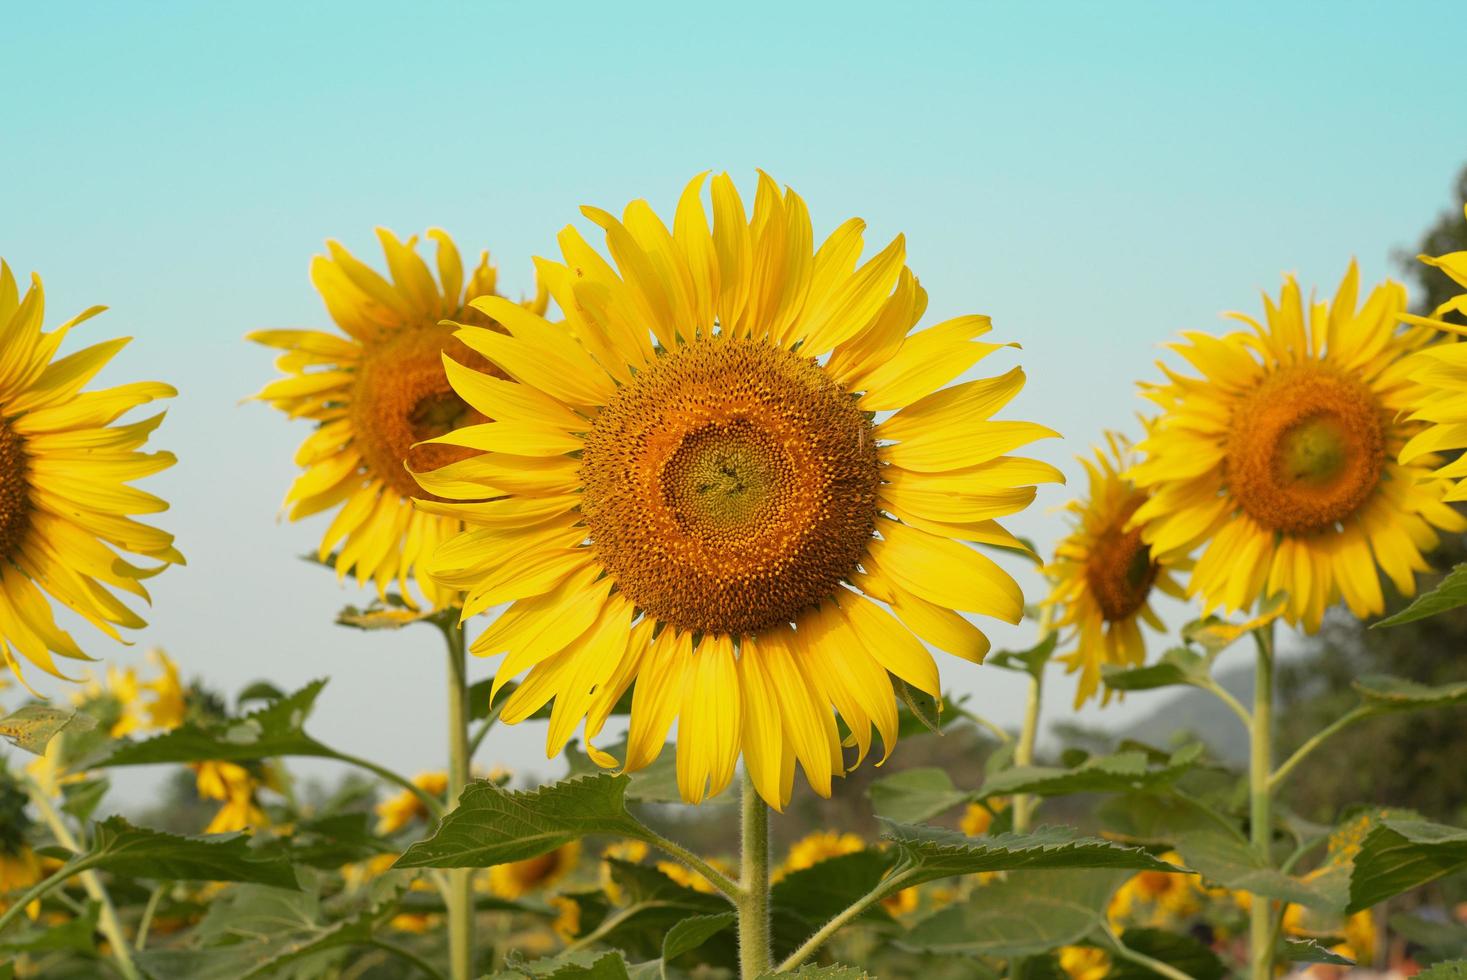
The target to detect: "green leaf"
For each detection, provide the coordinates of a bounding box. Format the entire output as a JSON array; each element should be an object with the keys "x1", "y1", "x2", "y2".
[
  {"x1": 60, "y1": 776, "x2": 110, "y2": 823},
  {"x1": 490, "y1": 949, "x2": 636, "y2": 979},
  {"x1": 99, "y1": 680, "x2": 331, "y2": 766},
  {"x1": 1174, "y1": 830, "x2": 1335, "y2": 909},
  {"x1": 978, "y1": 744, "x2": 1203, "y2": 799},
  {"x1": 1348, "y1": 818, "x2": 1467, "y2": 912},
  {"x1": 1111, "y1": 928, "x2": 1225, "y2": 979},
  {"x1": 759, "y1": 966, "x2": 873, "y2": 979},
  {"x1": 1097, "y1": 791, "x2": 1235, "y2": 845},
  {"x1": 1352, "y1": 674, "x2": 1467, "y2": 713},
  {"x1": 771, "y1": 850, "x2": 897, "y2": 957},
  {"x1": 1390, "y1": 912, "x2": 1467, "y2": 961},
  {"x1": 570, "y1": 860, "x2": 730, "y2": 961},
  {"x1": 0, "y1": 900, "x2": 98, "y2": 953},
  {"x1": 868, "y1": 767, "x2": 971, "y2": 824},
  {"x1": 985, "y1": 632, "x2": 1058, "y2": 678},
  {"x1": 900, "y1": 868, "x2": 1131, "y2": 957},
  {"x1": 1416, "y1": 962, "x2": 1467, "y2": 980},
  {"x1": 883, "y1": 823, "x2": 1177, "y2": 890},
  {"x1": 1280, "y1": 939, "x2": 1355, "y2": 966},
  {"x1": 894, "y1": 678, "x2": 944, "y2": 735},
  {"x1": 663, "y1": 911, "x2": 736, "y2": 961},
  {"x1": 1102, "y1": 647, "x2": 1207, "y2": 692},
  {"x1": 0, "y1": 704, "x2": 96, "y2": 755},
  {"x1": 1376, "y1": 563, "x2": 1467, "y2": 626},
  {"x1": 138, "y1": 883, "x2": 397, "y2": 980},
  {"x1": 395, "y1": 774, "x2": 655, "y2": 869},
  {"x1": 77, "y1": 816, "x2": 298, "y2": 888}
]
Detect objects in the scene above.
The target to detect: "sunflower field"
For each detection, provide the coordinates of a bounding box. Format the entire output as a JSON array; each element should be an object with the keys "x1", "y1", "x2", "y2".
[{"x1": 4, "y1": 6, "x2": 1467, "y2": 980}]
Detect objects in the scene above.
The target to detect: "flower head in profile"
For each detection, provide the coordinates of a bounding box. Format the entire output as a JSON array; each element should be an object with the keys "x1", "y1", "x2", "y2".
[
  {"x1": 774, "y1": 831, "x2": 864, "y2": 882},
  {"x1": 192, "y1": 760, "x2": 279, "y2": 834},
  {"x1": 0, "y1": 261, "x2": 180, "y2": 690},
  {"x1": 1044, "y1": 432, "x2": 1188, "y2": 706},
  {"x1": 248, "y1": 231, "x2": 545, "y2": 609},
  {"x1": 1130, "y1": 262, "x2": 1463, "y2": 632},
  {"x1": 375, "y1": 771, "x2": 448, "y2": 835},
  {"x1": 417, "y1": 172, "x2": 1060, "y2": 807},
  {"x1": 487, "y1": 841, "x2": 580, "y2": 899},
  {"x1": 1400, "y1": 205, "x2": 1467, "y2": 499}
]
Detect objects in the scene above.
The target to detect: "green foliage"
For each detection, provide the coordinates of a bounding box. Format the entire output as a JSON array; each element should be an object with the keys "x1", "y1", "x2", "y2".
[
  {"x1": 1173, "y1": 830, "x2": 1333, "y2": 908},
  {"x1": 77, "y1": 816, "x2": 298, "y2": 888},
  {"x1": 1280, "y1": 939, "x2": 1355, "y2": 966},
  {"x1": 1353, "y1": 674, "x2": 1467, "y2": 712},
  {"x1": 1376, "y1": 565, "x2": 1467, "y2": 627},
  {"x1": 1417, "y1": 962, "x2": 1467, "y2": 980},
  {"x1": 900, "y1": 869, "x2": 1130, "y2": 957},
  {"x1": 868, "y1": 768, "x2": 969, "y2": 823},
  {"x1": 884, "y1": 823, "x2": 1177, "y2": 890},
  {"x1": 1111, "y1": 929, "x2": 1225, "y2": 979},
  {"x1": 395, "y1": 774, "x2": 654, "y2": 870},
  {"x1": 99, "y1": 680, "x2": 332, "y2": 766},
  {"x1": 977, "y1": 744, "x2": 1204, "y2": 799},
  {"x1": 1102, "y1": 648, "x2": 1208, "y2": 693},
  {"x1": 1348, "y1": 818, "x2": 1467, "y2": 912}
]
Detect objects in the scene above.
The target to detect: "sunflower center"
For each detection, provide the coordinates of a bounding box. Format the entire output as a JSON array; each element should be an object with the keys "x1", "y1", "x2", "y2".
[
  {"x1": 0, "y1": 421, "x2": 31, "y2": 558},
  {"x1": 1224, "y1": 365, "x2": 1385, "y2": 535},
  {"x1": 581, "y1": 337, "x2": 879, "y2": 636},
  {"x1": 1084, "y1": 497, "x2": 1158, "y2": 622},
  {"x1": 349, "y1": 326, "x2": 490, "y2": 499}
]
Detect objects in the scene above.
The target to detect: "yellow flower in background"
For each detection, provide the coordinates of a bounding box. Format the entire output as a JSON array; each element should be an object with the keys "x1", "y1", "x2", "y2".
[
  {"x1": 1058, "y1": 946, "x2": 1111, "y2": 980},
  {"x1": 488, "y1": 841, "x2": 580, "y2": 900},
  {"x1": 1130, "y1": 262, "x2": 1464, "y2": 632},
  {"x1": 600, "y1": 839, "x2": 650, "y2": 904},
  {"x1": 960, "y1": 798, "x2": 1007, "y2": 836},
  {"x1": 656, "y1": 856, "x2": 736, "y2": 895},
  {"x1": 140, "y1": 650, "x2": 186, "y2": 731},
  {"x1": 1337, "y1": 909, "x2": 1377, "y2": 964},
  {"x1": 193, "y1": 761, "x2": 271, "y2": 834},
  {"x1": 248, "y1": 230, "x2": 546, "y2": 609},
  {"x1": 1401, "y1": 207, "x2": 1467, "y2": 497},
  {"x1": 550, "y1": 895, "x2": 581, "y2": 941},
  {"x1": 881, "y1": 886, "x2": 920, "y2": 917},
  {"x1": 777, "y1": 831, "x2": 864, "y2": 880},
  {"x1": 418, "y1": 172, "x2": 1060, "y2": 808},
  {"x1": 1107, "y1": 852, "x2": 1198, "y2": 928},
  {"x1": 0, "y1": 845, "x2": 43, "y2": 920},
  {"x1": 0, "y1": 261, "x2": 180, "y2": 690},
  {"x1": 1045, "y1": 433, "x2": 1188, "y2": 707},
  {"x1": 375, "y1": 771, "x2": 448, "y2": 834},
  {"x1": 74, "y1": 663, "x2": 146, "y2": 737}
]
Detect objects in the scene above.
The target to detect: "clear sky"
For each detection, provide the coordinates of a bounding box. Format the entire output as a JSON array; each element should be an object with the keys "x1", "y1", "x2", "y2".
[{"x1": 2, "y1": 1, "x2": 1464, "y2": 801}]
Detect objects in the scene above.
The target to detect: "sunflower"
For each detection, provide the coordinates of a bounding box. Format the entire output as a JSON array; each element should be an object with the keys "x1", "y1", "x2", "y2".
[
  {"x1": 248, "y1": 230, "x2": 546, "y2": 609},
  {"x1": 959, "y1": 797, "x2": 1007, "y2": 836},
  {"x1": 1057, "y1": 946, "x2": 1111, "y2": 980},
  {"x1": 1401, "y1": 207, "x2": 1467, "y2": 497},
  {"x1": 375, "y1": 770, "x2": 448, "y2": 834},
  {"x1": 416, "y1": 172, "x2": 1060, "y2": 808},
  {"x1": 487, "y1": 841, "x2": 580, "y2": 899},
  {"x1": 779, "y1": 831, "x2": 864, "y2": 877},
  {"x1": 0, "y1": 845, "x2": 42, "y2": 922},
  {"x1": 0, "y1": 261, "x2": 180, "y2": 690},
  {"x1": 192, "y1": 760, "x2": 276, "y2": 834},
  {"x1": 1044, "y1": 432, "x2": 1187, "y2": 706},
  {"x1": 1129, "y1": 262, "x2": 1464, "y2": 632}
]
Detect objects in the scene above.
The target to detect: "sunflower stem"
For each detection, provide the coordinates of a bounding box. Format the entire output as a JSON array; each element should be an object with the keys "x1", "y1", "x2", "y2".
[
  {"x1": 737, "y1": 768, "x2": 772, "y2": 979},
  {"x1": 1012, "y1": 668, "x2": 1044, "y2": 834},
  {"x1": 442, "y1": 621, "x2": 475, "y2": 980},
  {"x1": 1248, "y1": 623, "x2": 1276, "y2": 980},
  {"x1": 25, "y1": 782, "x2": 143, "y2": 980}
]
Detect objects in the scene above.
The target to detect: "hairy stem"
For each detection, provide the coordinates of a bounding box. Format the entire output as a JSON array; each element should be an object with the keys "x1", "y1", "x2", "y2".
[
  {"x1": 738, "y1": 769, "x2": 772, "y2": 979},
  {"x1": 643, "y1": 829, "x2": 743, "y2": 901}
]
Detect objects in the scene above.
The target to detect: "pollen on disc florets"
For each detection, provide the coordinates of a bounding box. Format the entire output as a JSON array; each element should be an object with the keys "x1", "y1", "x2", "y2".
[
  {"x1": 1084, "y1": 495, "x2": 1159, "y2": 622},
  {"x1": 1224, "y1": 363, "x2": 1386, "y2": 535},
  {"x1": 0, "y1": 421, "x2": 30, "y2": 559},
  {"x1": 580, "y1": 336, "x2": 880, "y2": 636},
  {"x1": 349, "y1": 326, "x2": 493, "y2": 499}
]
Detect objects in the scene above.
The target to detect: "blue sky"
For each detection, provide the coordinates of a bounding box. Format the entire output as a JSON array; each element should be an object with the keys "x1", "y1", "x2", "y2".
[{"x1": 2, "y1": 1, "x2": 1464, "y2": 800}]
